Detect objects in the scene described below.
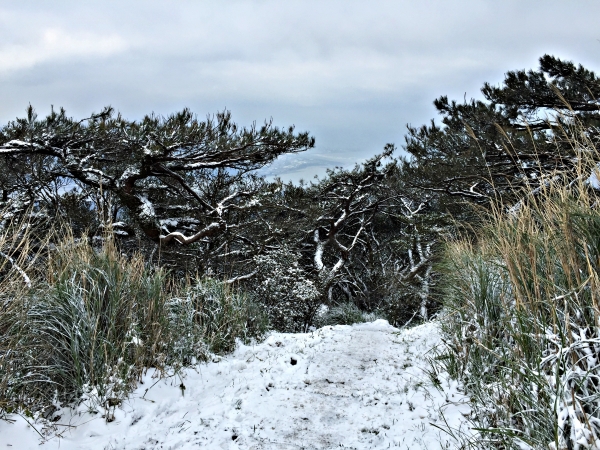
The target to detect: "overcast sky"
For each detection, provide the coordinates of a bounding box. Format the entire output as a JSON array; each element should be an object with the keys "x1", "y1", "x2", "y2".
[{"x1": 1, "y1": 1, "x2": 599, "y2": 182}]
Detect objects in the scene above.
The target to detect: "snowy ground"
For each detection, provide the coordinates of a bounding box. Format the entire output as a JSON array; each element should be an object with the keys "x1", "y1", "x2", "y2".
[{"x1": 0, "y1": 320, "x2": 471, "y2": 449}]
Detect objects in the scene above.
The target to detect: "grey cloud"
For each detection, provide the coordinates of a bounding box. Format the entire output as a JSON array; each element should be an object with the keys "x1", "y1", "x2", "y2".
[{"x1": 1, "y1": 1, "x2": 599, "y2": 182}]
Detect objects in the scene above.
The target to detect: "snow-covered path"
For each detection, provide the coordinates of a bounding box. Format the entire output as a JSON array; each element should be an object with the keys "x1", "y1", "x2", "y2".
[{"x1": 1, "y1": 320, "x2": 470, "y2": 449}]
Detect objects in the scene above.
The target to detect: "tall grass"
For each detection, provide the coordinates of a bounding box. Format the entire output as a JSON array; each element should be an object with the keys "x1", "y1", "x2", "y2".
[
  {"x1": 0, "y1": 214, "x2": 45, "y2": 419},
  {"x1": 0, "y1": 226, "x2": 267, "y2": 419},
  {"x1": 439, "y1": 123, "x2": 600, "y2": 449}
]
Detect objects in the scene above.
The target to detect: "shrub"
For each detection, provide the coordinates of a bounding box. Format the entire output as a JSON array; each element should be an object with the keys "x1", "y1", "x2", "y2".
[
  {"x1": 7, "y1": 235, "x2": 171, "y2": 410},
  {"x1": 313, "y1": 302, "x2": 380, "y2": 327},
  {"x1": 170, "y1": 278, "x2": 268, "y2": 361},
  {"x1": 252, "y1": 247, "x2": 320, "y2": 332}
]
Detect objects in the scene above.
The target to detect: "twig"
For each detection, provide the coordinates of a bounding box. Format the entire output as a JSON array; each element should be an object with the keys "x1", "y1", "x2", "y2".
[{"x1": 17, "y1": 413, "x2": 45, "y2": 440}]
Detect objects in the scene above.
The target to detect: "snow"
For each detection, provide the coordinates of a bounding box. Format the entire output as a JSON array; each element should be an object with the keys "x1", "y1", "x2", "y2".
[
  {"x1": 313, "y1": 229, "x2": 324, "y2": 271},
  {"x1": 0, "y1": 139, "x2": 43, "y2": 152},
  {"x1": 137, "y1": 195, "x2": 155, "y2": 220},
  {"x1": 0, "y1": 320, "x2": 470, "y2": 449},
  {"x1": 587, "y1": 164, "x2": 600, "y2": 189},
  {"x1": 160, "y1": 218, "x2": 179, "y2": 228},
  {"x1": 120, "y1": 167, "x2": 141, "y2": 182},
  {"x1": 0, "y1": 250, "x2": 31, "y2": 287}
]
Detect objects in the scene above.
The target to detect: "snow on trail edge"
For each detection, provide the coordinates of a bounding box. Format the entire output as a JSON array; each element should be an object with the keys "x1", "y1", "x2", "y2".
[{"x1": 0, "y1": 320, "x2": 471, "y2": 449}]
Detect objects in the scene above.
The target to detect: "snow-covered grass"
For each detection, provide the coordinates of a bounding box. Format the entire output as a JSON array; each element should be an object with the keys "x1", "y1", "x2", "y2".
[
  {"x1": 313, "y1": 301, "x2": 379, "y2": 327},
  {"x1": 438, "y1": 123, "x2": 600, "y2": 448},
  {"x1": 0, "y1": 227, "x2": 267, "y2": 422},
  {"x1": 0, "y1": 320, "x2": 470, "y2": 449}
]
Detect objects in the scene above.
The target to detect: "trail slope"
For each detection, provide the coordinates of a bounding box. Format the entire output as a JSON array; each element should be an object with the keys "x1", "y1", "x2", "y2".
[{"x1": 1, "y1": 320, "x2": 470, "y2": 449}]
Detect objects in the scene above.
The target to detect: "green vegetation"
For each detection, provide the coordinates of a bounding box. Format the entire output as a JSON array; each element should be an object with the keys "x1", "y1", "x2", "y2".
[{"x1": 313, "y1": 302, "x2": 379, "y2": 327}]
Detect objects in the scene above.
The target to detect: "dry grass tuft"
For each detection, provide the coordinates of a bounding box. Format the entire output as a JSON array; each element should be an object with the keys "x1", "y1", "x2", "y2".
[{"x1": 439, "y1": 119, "x2": 600, "y2": 449}]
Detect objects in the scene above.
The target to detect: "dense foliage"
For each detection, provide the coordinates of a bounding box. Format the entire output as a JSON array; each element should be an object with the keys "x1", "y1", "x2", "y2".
[
  {"x1": 1, "y1": 55, "x2": 598, "y2": 326},
  {"x1": 2, "y1": 54, "x2": 600, "y2": 442},
  {"x1": 438, "y1": 131, "x2": 600, "y2": 449},
  {"x1": 0, "y1": 109, "x2": 439, "y2": 328}
]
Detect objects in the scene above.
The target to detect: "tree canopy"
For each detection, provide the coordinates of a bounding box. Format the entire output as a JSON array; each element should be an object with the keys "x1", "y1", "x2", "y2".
[
  {"x1": 403, "y1": 54, "x2": 600, "y2": 215},
  {"x1": 0, "y1": 107, "x2": 314, "y2": 244}
]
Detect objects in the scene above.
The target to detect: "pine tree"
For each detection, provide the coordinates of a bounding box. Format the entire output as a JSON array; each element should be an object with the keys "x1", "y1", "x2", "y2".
[{"x1": 403, "y1": 55, "x2": 600, "y2": 216}]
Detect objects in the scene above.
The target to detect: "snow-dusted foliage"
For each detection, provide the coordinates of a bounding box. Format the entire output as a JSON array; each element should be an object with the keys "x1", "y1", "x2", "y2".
[
  {"x1": 252, "y1": 247, "x2": 320, "y2": 332},
  {"x1": 403, "y1": 55, "x2": 600, "y2": 217},
  {"x1": 0, "y1": 231, "x2": 265, "y2": 419},
  {"x1": 439, "y1": 169, "x2": 600, "y2": 449},
  {"x1": 0, "y1": 106, "x2": 314, "y2": 248},
  {"x1": 265, "y1": 147, "x2": 443, "y2": 325},
  {"x1": 169, "y1": 279, "x2": 268, "y2": 360},
  {"x1": 380, "y1": 229, "x2": 436, "y2": 326},
  {"x1": 0, "y1": 105, "x2": 444, "y2": 330}
]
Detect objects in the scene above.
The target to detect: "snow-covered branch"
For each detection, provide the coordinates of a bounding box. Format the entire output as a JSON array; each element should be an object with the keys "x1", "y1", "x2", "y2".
[
  {"x1": 0, "y1": 250, "x2": 31, "y2": 288},
  {"x1": 159, "y1": 221, "x2": 225, "y2": 245}
]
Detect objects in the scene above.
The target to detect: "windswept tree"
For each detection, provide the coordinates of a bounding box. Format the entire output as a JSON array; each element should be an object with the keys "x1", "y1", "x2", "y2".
[
  {"x1": 309, "y1": 148, "x2": 398, "y2": 294},
  {"x1": 249, "y1": 146, "x2": 443, "y2": 325},
  {"x1": 404, "y1": 54, "x2": 600, "y2": 215},
  {"x1": 0, "y1": 106, "x2": 314, "y2": 273}
]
